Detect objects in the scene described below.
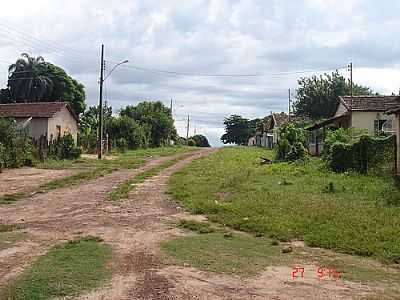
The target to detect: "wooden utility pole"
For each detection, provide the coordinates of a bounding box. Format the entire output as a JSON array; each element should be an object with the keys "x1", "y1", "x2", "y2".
[
  {"x1": 98, "y1": 44, "x2": 105, "y2": 159},
  {"x1": 348, "y1": 62, "x2": 353, "y2": 97},
  {"x1": 186, "y1": 115, "x2": 190, "y2": 141},
  {"x1": 170, "y1": 99, "x2": 173, "y2": 114}
]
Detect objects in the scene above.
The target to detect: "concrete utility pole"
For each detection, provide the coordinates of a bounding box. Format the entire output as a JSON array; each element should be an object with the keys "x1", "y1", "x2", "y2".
[
  {"x1": 98, "y1": 44, "x2": 105, "y2": 159},
  {"x1": 348, "y1": 62, "x2": 353, "y2": 97},
  {"x1": 186, "y1": 115, "x2": 190, "y2": 141},
  {"x1": 288, "y1": 88, "x2": 291, "y2": 121}
]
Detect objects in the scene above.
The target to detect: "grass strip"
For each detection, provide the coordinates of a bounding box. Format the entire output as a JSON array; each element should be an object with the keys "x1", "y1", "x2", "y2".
[
  {"x1": 0, "y1": 193, "x2": 26, "y2": 205},
  {"x1": 161, "y1": 232, "x2": 286, "y2": 276},
  {"x1": 109, "y1": 156, "x2": 187, "y2": 201},
  {"x1": 1, "y1": 236, "x2": 112, "y2": 300}
]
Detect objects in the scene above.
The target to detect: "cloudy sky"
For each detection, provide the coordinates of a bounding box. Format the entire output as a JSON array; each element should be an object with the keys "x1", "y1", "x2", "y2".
[{"x1": 1, "y1": 0, "x2": 400, "y2": 146}]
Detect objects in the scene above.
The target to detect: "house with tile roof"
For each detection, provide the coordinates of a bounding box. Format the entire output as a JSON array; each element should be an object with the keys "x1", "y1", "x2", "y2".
[
  {"x1": 306, "y1": 95, "x2": 400, "y2": 155},
  {"x1": 248, "y1": 112, "x2": 296, "y2": 149},
  {"x1": 0, "y1": 102, "x2": 79, "y2": 144}
]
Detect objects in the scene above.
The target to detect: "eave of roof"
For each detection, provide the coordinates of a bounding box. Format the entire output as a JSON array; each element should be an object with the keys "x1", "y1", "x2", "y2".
[{"x1": 305, "y1": 113, "x2": 349, "y2": 131}]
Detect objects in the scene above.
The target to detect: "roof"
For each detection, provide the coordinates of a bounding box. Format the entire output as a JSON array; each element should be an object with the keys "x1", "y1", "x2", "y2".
[
  {"x1": 306, "y1": 113, "x2": 349, "y2": 131},
  {"x1": 272, "y1": 112, "x2": 290, "y2": 128},
  {"x1": 0, "y1": 102, "x2": 78, "y2": 121},
  {"x1": 339, "y1": 95, "x2": 400, "y2": 112},
  {"x1": 386, "y1": 105, "x2": 400, "y2": 115}
]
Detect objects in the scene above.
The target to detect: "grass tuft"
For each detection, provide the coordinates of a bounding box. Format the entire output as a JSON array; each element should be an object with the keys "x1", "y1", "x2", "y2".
[
  {"x1": 161, "y1": 232, "x2": 290, "y2": 276},
  {"x1": 1, "y1": 236, "x2": 112, "y2": 300},
  {"x1": 0, "y1": 193, "x2": 26, "y2": 205},
  {"x1": 178, "y1": 220, "x2": 215, "y2": 234}
]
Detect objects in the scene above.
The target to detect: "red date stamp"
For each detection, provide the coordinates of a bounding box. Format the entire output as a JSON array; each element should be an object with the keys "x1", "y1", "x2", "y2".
[{"x1": 291, "y1": 266, "x2": 341, "y2": 279}]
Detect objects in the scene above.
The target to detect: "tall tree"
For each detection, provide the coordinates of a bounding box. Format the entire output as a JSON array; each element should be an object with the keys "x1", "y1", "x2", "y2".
[
  {"x1": 45, "y1": 63, "x2": 86, "y2": 114},
  {"x1": 294, "y1": 71, "x2": 373, "y2": 120},
  {"x1": 8, "y1": 53, "x2": 53, "y2": 102},
  {"x1": 221, "y1": 115, "x2": 254, "y2": 145},
  {"x1": 5, "y1": 54, "x2": 86, "y2": 114},
  {"x1": 120, "y1": 101, "x2": 176, "y2": 147}
]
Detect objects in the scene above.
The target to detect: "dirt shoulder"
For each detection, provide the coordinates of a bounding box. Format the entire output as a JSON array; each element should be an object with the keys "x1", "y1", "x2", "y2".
[{"x1": 0, "y1": 167, "x2": 77, "y2": 197}]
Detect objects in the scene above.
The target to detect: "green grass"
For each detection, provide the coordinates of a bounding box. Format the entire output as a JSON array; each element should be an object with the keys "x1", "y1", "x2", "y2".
[
  {"x1": 0, "y1": 224, "x2": 21, "y2": 233},
  {"x1": 161, "y1": 232, "x2": 286, "y2": 276},
  {"x1": 108, "y1": 156, "x2": 187, "y2": 201},
  {"x1": 1, "y1": 236, "x2": 112, "y2": 300},
  {"x1": 0, "y1": 193, "x2": 26, "y2": 205},
  {"x1": 168, "y1": 147, "x2": 400, "y2": 264},
  {"x1": 178, "y1": 219, "x2": 216, "y2": 234}
]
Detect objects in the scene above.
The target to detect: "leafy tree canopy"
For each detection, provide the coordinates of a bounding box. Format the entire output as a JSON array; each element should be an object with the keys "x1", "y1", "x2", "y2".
[
  {"x1": 294, "y1": 71, "x2": 373, "y2": 120},
  {"x1": 120, "y1": 101, "x2": 176, "y2": 147},
  {"x1": 221, "y1": 115, "x2": 256, "y2": 145},
  {"x1": 190, "y1": 134, "x2": 211, "y2": 147},
  {"x1": 2, "y1": 54, "x2": 86, "y2": 115}
]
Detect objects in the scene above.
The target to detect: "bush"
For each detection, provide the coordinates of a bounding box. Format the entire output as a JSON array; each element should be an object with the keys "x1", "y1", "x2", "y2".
[
  {"x1": 60, "y1": 134, "x2": 81, "y2": 160},
  {"x1": 0, "y1": 118, "x2": 35, "y2": 168},
  {"x1": 324, "y1": 132, "x2": 396, "y2": 175},
  {"x1": 191, "y1": 135, "x2": 211, "y2": 147},
  {"x1": 275, "y1": 124, "x2": 308, "y2": 161}
]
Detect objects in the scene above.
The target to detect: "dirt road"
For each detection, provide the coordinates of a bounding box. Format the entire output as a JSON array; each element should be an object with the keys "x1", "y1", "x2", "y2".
[{"x1": 0, "y1": 149, "x2": 376, "y2": 299}]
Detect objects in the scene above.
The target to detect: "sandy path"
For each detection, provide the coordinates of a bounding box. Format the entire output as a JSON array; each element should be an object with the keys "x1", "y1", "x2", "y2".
[
  {"x1": 0, "y1": 148, "x2": 377, "y2": 299},
  {"x1": 0, "y1": 167, "x2": 77, "y2": 197}
]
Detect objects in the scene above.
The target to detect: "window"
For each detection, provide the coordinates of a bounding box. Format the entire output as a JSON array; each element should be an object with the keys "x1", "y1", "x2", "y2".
[
  {"x1": 56, "y1": 125, "x2": 61, "y2": 139},
  {"x1": 374, "y1": 119, "x2": 389, "y2": 132}
]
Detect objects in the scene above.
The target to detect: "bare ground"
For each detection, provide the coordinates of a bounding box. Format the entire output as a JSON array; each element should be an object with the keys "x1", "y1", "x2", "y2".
[
  {"x1": 0, "y1": 148, "x2": 391, "y2": 300},
  {"x1": 0, "y1": 167, "x2": 77, "y2": 197}
]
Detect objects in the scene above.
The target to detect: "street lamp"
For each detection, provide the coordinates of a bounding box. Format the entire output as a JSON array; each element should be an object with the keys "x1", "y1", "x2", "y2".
[{"x1": 98, "y1": 44, "x2": 129, "y2": 159}]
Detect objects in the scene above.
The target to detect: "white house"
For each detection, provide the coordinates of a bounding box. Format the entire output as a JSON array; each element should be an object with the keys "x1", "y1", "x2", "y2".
[
  {"x1": 0, "y1": 102, "x2": 79, "y2": 144},
  {"x1": 307, "y1": 95, "x2": 400, "y2": 155}
]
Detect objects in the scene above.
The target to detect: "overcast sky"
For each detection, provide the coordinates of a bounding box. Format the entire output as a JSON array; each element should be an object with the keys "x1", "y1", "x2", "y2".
[{"x1": 1, "y1": 0, "x2": 400, "y2": 146}]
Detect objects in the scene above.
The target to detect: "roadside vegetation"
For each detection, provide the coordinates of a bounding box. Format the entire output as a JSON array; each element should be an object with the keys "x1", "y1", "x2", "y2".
[
  {"x1": 1, "y1": 236, "x2": 112, "y2": 300},
  {"x1": 168, "y1": 147, "x2": 400, "y2": 264}
]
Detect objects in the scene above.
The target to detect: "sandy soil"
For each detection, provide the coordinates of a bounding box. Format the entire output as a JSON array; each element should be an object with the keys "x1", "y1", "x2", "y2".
[
  {"x1": 0, "y1": 149, "x2": 385, "y2": 299},
  {"x1": 0, "y1": 167, "x2": 77, "y2": 197}
]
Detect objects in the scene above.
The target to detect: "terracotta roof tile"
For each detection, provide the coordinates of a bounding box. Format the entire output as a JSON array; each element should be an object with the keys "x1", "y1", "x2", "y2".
[
  {"x1": 0, "y1": 102, "x2": 78, "y2": 121},
  {"x1": 340, "y1": 96, "x2": 400, "y2": 112}
]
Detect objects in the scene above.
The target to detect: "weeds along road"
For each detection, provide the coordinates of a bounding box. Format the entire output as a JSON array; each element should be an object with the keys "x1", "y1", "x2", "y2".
[{"x1": 0, "y1": 147, "x2": 380, "y2": 300}]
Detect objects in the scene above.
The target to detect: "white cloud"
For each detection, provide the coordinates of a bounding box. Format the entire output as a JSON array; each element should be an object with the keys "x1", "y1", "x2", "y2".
[{"x1": 0, "y1": 0, "x2": 399, "y2": 146}]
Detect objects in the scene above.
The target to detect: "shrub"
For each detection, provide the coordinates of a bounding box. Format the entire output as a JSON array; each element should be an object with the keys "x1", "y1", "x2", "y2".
[
  {"x1": 325, "y1": 132, "x2": 395, "y2": 175},
  {"x1": 275, "y1": 124, "x2": 308, "y2": 161},
  {"x1": 60, "y1": 134, "x2": 81, "y2": 160}
]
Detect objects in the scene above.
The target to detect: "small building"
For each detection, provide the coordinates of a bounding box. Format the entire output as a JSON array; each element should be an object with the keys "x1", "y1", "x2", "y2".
[
  {"x1": 0, "y1": 102, "x2": 79, "y2": 144},
  {"x1": 249, "y1": 112, "x2": 295, "y2": 149},
  {"x1": 306, "y1": 95, "x2": 400, "y2": 155}
]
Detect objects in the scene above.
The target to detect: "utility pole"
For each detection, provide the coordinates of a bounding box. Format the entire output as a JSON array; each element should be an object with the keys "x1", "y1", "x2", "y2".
[
  {"x1": 98, "y1": 44, "x2": 105, "y2": 159},
  {"x1": 348, "y1": 62, "x2": 353, "y2": 97},
  {"x1": 186, "y1": 115, "x2": 190, "y2": 142},
  {"x1": 170, "y1": 99, "x2": 173, "y2": 114},
  {"x1": 288, "y1": 88, "x2": 291, "y2": 121}
]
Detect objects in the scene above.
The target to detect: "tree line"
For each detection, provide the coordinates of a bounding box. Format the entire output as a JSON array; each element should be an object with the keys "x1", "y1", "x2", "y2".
[{"x1": 0, "y1": 54, "x2": 211, "y2": 168}]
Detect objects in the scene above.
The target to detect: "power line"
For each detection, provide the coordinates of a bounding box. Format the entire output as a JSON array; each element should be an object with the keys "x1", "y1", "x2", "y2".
[{"x1": 113, "y1": 61, "x2": 347, "y2": 78}]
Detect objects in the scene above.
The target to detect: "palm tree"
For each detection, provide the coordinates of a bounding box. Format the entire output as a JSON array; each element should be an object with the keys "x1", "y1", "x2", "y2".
[{"x1": 8, "y1": 53, "x2": 53, "y2": 102}]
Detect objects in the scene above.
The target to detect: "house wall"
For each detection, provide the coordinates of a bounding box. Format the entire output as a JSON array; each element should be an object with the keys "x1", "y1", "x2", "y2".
[
  {"x1": 15, "y1": 117, "x2": 48, "y2": 140},
  {"x1": 351, "y1": 111, "x2": 398, "y2": 133},
  {"x1": 397, "y1": 115, "x2": 400, "y2": 174},
  {"x1": 47, "y1": 108, "x2": 78, "y2": 144}
]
